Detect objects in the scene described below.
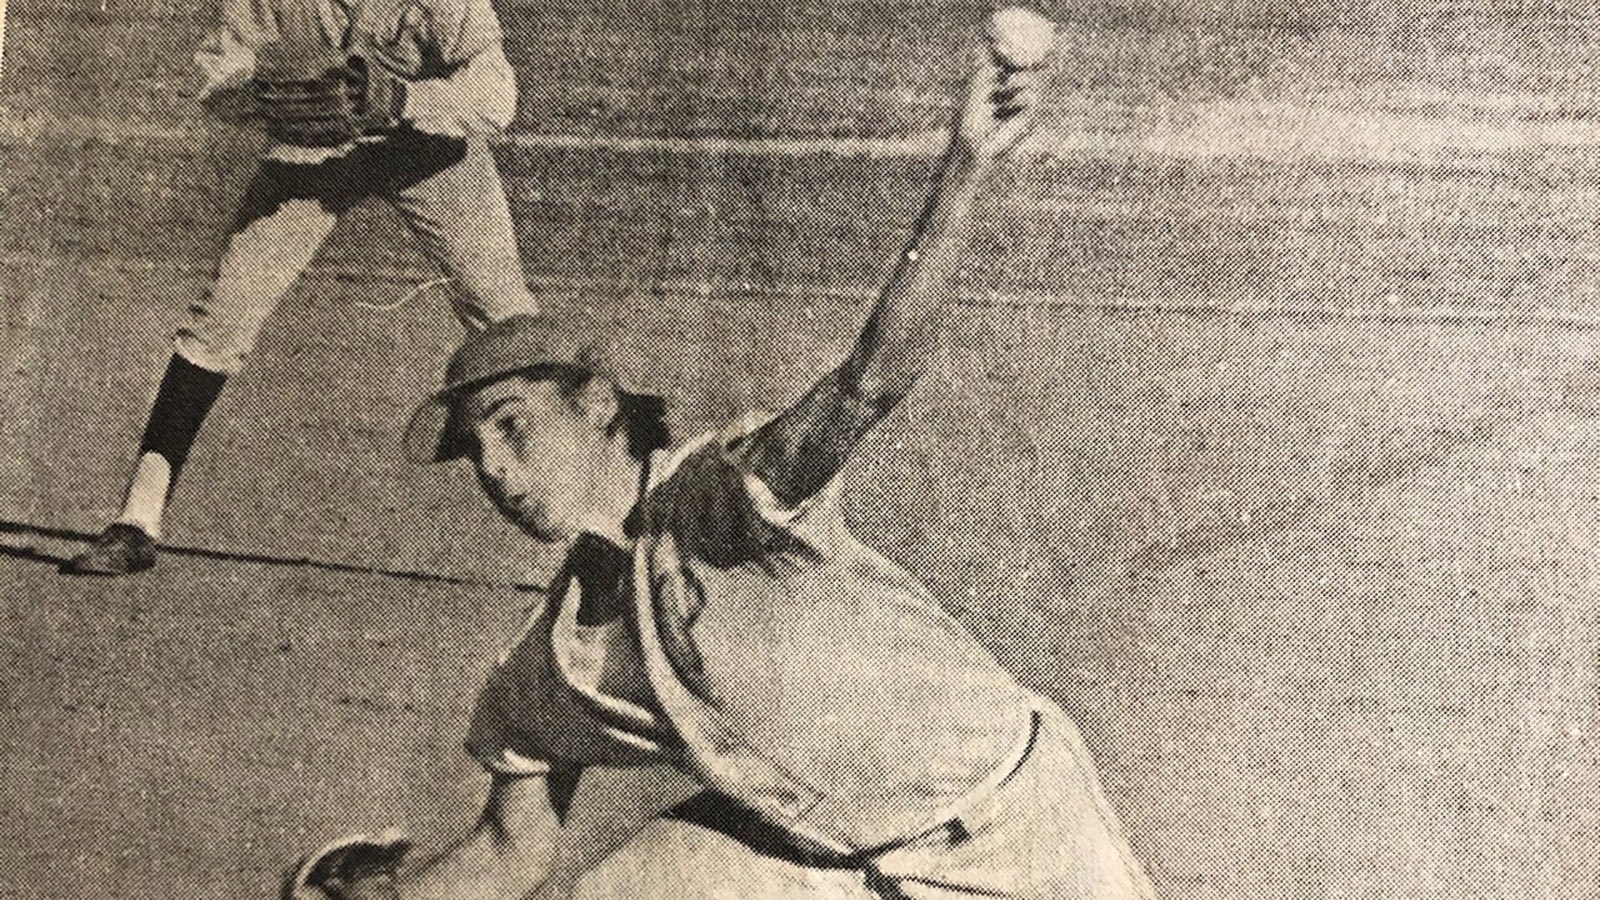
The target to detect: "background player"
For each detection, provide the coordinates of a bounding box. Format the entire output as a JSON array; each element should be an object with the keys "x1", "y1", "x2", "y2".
[
  {"x1": 284, "y1": 25, "x2": 1162, "y2": 900},
  {"x1": 63, "y1": 0, "x2": 539, "y2": 575}
]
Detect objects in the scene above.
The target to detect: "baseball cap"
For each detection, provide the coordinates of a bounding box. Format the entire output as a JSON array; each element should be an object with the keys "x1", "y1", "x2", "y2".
[{"x1": 402, "y1": 314, "x2": 620, "y2": 464}]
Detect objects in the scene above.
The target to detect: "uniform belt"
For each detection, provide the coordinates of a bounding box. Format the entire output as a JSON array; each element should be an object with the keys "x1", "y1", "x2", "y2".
[
  {"x1": 669, "y1": 708, "x2": 1043, "y2": 890},
  {"x1": 851, "y1": 708, "x2": 1041, "y2": 861}
]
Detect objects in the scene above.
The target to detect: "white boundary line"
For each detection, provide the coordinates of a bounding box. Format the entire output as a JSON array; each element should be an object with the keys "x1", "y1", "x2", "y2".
[
  {"x1": 7, "y1": 253, "x2": 1600, "y2": 332},
  {"x1": 0, "y1": 113, "x2": 943, "y2": 158},
  {"x1": 498, "y1": 130, "x2": 943, "y2": 159},
  {"x1": 5, "y1": 104, "x2": 1599, "y2": 165}
]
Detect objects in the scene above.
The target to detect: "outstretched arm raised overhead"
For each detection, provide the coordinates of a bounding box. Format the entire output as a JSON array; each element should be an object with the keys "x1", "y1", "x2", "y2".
[{"x1": 736, "y1": 48, "x2": 1046, "y2": 507}]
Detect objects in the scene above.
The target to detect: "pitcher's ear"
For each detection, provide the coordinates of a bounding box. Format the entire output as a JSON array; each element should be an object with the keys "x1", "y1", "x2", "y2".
[{"x1": 570, "y1": 374, "x2": 620, "y2": 431}]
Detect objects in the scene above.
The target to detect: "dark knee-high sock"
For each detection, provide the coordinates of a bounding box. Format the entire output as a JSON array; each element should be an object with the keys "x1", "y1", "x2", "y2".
[
  {"x1": 117, "y1": 354, "x2": 228, "y2": 534},
  {"x1": 139, "y1": 354, "x2": 229, "y2": 470}
]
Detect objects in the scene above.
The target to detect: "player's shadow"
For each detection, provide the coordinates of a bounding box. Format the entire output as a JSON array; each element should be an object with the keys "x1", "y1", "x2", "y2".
[
  {"x1": 0, "y1": 537, "x2": 65, "y2": 568},
  {"x1": 0, "y1": 518, "x2": 544, "y2": 592}
]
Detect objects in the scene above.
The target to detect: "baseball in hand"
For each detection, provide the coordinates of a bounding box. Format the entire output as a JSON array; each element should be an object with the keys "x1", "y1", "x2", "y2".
[{"x1": 985, "y1": 6, "x2": 1056, "y2": 71}]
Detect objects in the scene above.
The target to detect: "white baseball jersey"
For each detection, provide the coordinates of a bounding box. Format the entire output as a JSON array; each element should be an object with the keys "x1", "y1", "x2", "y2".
[
  {"x1": 468, "y1": 423, "x2": 1035, "y2": 846},
  {"x1": 194, "y1": 0, "x2": 517, "y2": 160},
  {"x1": 465, "y1": 424, "x2": 1162, "y2": 897}
]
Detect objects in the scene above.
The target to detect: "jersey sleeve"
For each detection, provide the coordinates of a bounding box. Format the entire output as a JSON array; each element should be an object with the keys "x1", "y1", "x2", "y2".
[
  {"x1": 464, "y1": 603, "x2": 663, "y2": 776},
  {"x1": 722, "y1": 413, "x2": 851, "y2": 532},
  {"x1": 403, "y1": 42, "x2": 518, "y2": 135},
  {"x1": 434, "y1": 0, "x2": 503, "y2": 66},
  {"x1": 193, "y1": 0, "x2": 276, "y2": 118},
  {"x1": 217, "y1": 0, "x2": 279, "y2": 48},
  {"x1": 395, "y1": 0, "x2": 515, "y2": 134},
  {"x1": 642, "y1": 421, "x2": 849, "y2": 570}
]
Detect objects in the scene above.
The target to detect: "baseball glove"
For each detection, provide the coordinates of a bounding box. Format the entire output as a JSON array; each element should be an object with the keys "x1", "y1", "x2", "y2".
[
  {"x1": 281, "y1": 829, "x2": 413, "y2": 900},
  {"x1": 253, "y1": 42, "x2": 407, "y2": 148}
]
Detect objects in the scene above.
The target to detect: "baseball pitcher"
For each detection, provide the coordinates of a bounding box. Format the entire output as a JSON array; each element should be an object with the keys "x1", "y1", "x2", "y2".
[
  {"x1": 282, "y1": 28, "x2": 1162, "y2": 900},
  {"x1": 64, "y1": 0, "x2": 539, "y2": 575}
]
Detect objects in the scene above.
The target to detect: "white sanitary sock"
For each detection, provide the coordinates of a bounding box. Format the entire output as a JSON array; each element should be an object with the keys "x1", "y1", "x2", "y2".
[{"x1": 114, "y1": 453, "x2": 172, "y2": 539}]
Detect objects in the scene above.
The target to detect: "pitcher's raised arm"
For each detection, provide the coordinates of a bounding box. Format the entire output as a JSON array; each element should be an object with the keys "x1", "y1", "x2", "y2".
[{"x1": 736, "y1": 50, "x2": 1044, "y2": 507}]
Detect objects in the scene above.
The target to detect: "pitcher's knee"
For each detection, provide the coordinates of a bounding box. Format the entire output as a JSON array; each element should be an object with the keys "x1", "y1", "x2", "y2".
[{"x1": 571, "y1": 822, "x2": 749, "y2": 900}]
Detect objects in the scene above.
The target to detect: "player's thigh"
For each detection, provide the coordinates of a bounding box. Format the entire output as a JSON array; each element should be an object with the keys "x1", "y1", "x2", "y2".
[
  {"x1": 384, "y1": 136, "x2": 535, "y2": 324},
  {"x1": 216, "y1": 165, "x2": 343, "y2": 281},
  {"x1": 178, "y1": 163, "x2": 341, "y2": 372},
  {"x1": 571, "y1": 819, "x2": 874, "y2": 900}
]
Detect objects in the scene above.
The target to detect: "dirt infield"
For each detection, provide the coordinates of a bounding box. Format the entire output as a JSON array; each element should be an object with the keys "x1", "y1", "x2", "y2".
[{"x1": 4, "y1": 0, "x2": 1600, "y2": 897}]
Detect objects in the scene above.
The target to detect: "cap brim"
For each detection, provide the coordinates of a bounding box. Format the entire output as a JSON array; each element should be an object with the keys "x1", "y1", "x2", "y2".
[
  {"x1": 401, "y1": 390, "x2": 458, "y2": 464},
  {"x1": 401, "y1": 361, "x2": 597, "y2": 465}
]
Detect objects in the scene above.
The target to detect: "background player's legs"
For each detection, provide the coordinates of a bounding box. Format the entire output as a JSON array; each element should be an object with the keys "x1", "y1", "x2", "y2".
[
  {"x1": 383, "y1": 134, "x2": 539, "y2": 327},
  {"x1": 64, "y1": 163, "x2": 342, "y2": 575}
]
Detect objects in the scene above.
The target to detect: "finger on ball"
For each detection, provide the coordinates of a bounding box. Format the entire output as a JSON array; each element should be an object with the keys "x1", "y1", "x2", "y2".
[
  {"x1": 996, "y1": 86, "x2": 1038, "y2": 118},
  {"x1": 991, "y1": 83, "x2": 1023, "y2": 105}
]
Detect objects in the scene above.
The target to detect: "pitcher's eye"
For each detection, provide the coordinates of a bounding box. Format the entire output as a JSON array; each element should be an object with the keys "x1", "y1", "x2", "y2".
[
  {"x1": 497, "y1": 412, "x2": 524, "y2": 436},
  {"x1": 498, "y1": 412, "x2": 532, "y2": 455}
]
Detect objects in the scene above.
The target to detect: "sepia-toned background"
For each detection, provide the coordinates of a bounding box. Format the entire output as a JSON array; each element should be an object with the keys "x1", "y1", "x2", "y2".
[{"x1": 2, "y1": 0, "x2": 1598, "y2": 897}]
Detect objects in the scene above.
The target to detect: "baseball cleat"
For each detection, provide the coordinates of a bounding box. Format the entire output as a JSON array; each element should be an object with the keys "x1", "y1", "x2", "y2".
[{"x1": 61, "y1": 523, "x2": 158, "y2": 576}]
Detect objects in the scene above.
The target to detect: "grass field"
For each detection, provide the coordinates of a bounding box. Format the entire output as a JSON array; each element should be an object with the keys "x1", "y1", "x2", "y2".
[{"x1": 4, "y1": 0, "x2": 1600, "y2": 898}]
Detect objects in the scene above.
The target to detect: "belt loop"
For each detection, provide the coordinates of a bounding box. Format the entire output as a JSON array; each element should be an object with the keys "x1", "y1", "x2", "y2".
[{"x1": 945, "y1": 818, "x2": 972, "y2": 846}]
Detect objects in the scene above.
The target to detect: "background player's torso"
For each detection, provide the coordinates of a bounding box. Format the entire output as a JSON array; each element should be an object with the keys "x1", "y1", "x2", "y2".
[{"x1": 227, "y1": 0, "x2": 499, "y2": 77}]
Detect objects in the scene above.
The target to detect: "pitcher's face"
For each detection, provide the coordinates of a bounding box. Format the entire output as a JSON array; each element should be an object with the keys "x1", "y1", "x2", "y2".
[{"x1": 460, "y1": 376, "x2": 612, "y2": 542}]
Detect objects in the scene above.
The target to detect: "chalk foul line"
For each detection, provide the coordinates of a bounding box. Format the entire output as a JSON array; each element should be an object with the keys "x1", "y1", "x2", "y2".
[
  {"x1": 5, "y1": 96, "x2": 1600, "y2": 164},
  {"x1": 6, "y1": 253, "x2": 1600, "y2": 332}
]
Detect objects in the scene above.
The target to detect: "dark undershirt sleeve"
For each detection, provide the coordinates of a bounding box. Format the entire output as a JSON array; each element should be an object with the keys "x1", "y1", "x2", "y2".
[
  {"x1": 731, "y1": 371, "x2": 887, "y2": 509},
  {"x1": 639, "y1": 444, "x2": 788, "y2": 570}
]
